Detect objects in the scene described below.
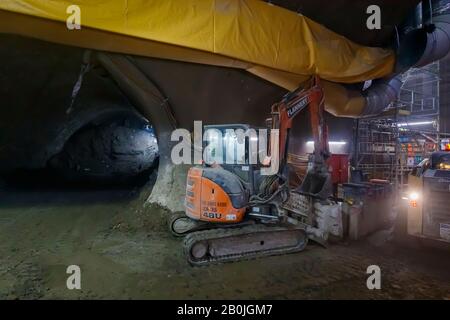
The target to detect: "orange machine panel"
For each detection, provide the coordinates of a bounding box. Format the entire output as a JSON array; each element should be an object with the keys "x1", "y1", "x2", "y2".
[
  {"x1": 185, "y1": 167, "x2": 203, "y2": 219},
  {"x1": 185, "y1": 167, "x2": 246, "y2": 223}
]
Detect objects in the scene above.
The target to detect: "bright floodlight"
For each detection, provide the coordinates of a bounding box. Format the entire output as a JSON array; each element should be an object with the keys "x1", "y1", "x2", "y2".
[
  {"x1": 409, "y1": 192, "x2": 419, "y2": 200},
  {"x1": 397, "y1": 121, "x2": 434, "y2": 127},
  {"x1": 306, "y1": 141, "x2": 347, "y2": 145}
]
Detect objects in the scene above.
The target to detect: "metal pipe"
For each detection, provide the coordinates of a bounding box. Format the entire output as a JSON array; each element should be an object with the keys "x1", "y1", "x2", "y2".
[
  {"x1": 414, "y1": 14, "x2": 450, "y2": 67},
  {"x1": 358, "y1": 0, "x2": 450, "y2": 117},
  {"x1": 360, "y1": 76, "x2": 404, "y2": 117}
]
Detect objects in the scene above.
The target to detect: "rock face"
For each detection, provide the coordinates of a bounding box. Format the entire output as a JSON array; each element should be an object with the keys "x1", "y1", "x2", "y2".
[
  {"x1": 48, "y1": 117, "x2": 158, "y2": 184},
  {"x1": 0, "y1": 34, "x2": 160, "y2": 185}
]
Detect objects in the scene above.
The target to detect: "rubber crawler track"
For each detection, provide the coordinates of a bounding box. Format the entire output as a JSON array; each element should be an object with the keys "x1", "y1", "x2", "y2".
[
  {"x1": 183, "y1": 224, "x2": 308, "y2": 266},
  {"x1": 169, "y1": 213, "x2": 255, "y2": 237}
]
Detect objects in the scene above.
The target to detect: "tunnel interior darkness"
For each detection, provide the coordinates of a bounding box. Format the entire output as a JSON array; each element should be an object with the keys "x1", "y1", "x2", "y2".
[
  {"x1": 47, "y1": 113, "x2": 159, "y2": 185},
  {"x1": 1, "y1": 112, "x2": 159, "y2": 189},
  {"x1": 0, "y1": 34, "x2": 160, "y2": 191}
]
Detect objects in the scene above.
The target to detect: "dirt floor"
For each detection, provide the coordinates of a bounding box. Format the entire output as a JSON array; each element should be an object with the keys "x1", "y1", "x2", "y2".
[{"x1": 0, "y1": 178, "x2": 449, "y2": 300}]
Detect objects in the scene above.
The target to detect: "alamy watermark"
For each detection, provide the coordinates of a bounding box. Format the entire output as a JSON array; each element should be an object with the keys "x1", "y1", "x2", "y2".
[
  {"x1": 366, "y1": 265, "x2": 381, "y2": 290},
  {"x1": 66, "y1": 5, "x2": 81, "y2": 30},
  {"x1": 366, "y1": 5, "x2": 381, "y2": 30},
  {"x1": 66, "y1": 265, "x2": 81, "y2": 290}
]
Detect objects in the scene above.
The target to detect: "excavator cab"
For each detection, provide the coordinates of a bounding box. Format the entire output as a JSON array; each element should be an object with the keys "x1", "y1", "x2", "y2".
[
  {"x1": 202, "y1": 124, "x2": 260, "y2": 194},
  {"x1": 184, "y1": 124, "x2": 268, "y2": 225}
]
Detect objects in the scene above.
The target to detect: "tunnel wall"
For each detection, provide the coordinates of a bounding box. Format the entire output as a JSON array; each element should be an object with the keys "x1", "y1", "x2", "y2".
[{"x1": 0, "y1": 34, "x2": 145, "y2": 174}]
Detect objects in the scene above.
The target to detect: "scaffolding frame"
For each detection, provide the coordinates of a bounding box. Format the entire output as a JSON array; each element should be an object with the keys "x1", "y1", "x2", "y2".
[
  {"x1": 353, "y1": 115, "x2": 400, "y2": 186},
  {"x1": 353, "y1": 62, "x2": 446, "y2": 194}
]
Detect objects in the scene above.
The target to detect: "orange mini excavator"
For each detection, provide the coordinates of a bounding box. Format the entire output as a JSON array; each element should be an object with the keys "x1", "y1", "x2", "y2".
[{"x1": 169, "y1": 76, "x2": 332, "y2": 265}]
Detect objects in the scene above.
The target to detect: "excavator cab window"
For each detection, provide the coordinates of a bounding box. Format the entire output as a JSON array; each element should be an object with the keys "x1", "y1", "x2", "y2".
[
  {"x1": 203, "y1": 124, "x2": 252, "y2": 165},
  {"x1": 203, "y1": 124, "x2": 264, "y2": 193}
]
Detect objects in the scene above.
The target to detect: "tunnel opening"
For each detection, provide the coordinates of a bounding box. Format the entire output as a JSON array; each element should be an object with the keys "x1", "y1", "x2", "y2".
[{"x1": 1, "y1": 112, "x2": 159, "y2": 191}]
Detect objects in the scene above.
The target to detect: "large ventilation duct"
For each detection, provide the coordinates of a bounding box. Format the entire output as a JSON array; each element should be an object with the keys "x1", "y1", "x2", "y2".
[
  {"x1": 360, "y1": 77, "x2": 404, "y2": 117},
  {"x1": 358, "y1": 0, "x2": 450, "y2": 117},
  {"x1": 398, "y1": 0, "x2": 450, "y2": 69},
  {"x1": 414, "y1": 14, "x2": 450, "y2": 67}
]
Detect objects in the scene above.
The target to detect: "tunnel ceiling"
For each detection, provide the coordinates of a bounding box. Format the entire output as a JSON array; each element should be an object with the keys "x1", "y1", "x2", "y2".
[{"x1": 273, "y1": 0, "x2": 421, "y2": 47}]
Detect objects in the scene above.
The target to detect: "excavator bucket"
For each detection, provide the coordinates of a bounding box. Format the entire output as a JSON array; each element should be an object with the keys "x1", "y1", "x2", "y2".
[{"x1": 297, "y1": 167, "x2": 332, "y2": 200}]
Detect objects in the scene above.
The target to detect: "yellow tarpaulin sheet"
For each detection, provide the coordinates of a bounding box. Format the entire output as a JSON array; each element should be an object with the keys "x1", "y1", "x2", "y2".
[{"x1": 0, "y1": 0, "x2": 395, "y2": 84}]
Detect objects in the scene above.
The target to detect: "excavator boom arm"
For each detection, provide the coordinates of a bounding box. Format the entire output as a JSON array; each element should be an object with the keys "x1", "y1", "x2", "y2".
[{"x1": 271, "y1": 76, "x2": 329, "y2": 169}]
